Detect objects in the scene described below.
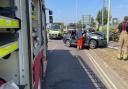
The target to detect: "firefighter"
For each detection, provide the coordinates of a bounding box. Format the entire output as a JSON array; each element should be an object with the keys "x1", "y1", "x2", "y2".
[
  {"x1": 77, "y1": 29, "x2": 83, "y2": 49},
  {"x1": 117, "y1": 16, "x2": 128, "y2": 60},
  {"x1": 77, "y1": 35, "x2": 83, "y2": 49}
]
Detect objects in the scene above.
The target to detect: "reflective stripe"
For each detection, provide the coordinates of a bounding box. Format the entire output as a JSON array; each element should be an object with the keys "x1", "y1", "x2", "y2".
[
  {"x1": 0, "y1": 41, "x2": 18, "y2": 58},
  {"x1": 0, "y1": 16, "x2": 19, "y2": 28}
]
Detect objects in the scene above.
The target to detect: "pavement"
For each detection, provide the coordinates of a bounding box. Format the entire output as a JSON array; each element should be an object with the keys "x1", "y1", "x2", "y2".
[
  {"x1": 85, "y1": 49, "x2": 128, "y2": 89},
  {"x1": 42, "y1": 39, "x2": 106, "y2": 89},
  {"x1": 108, "y1": 41, "x2": 119, "y2": 50}
]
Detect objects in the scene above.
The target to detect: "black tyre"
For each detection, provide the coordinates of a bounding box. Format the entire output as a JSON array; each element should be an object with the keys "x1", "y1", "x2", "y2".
[
  {"x1": 89, "y1": 40, "x2": 97, "y2": 49},
  {"x1": 66, "y1": 40, "x2": 71, "y2": 47}
]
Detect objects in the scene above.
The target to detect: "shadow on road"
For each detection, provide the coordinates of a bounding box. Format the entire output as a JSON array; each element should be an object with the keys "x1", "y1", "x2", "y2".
[
  {"x1": 42, "y1": 49, "x2": 106, "y2": 89},
  {"x1": 77, "y1": 56, "x2": 107, "y2": 89}
]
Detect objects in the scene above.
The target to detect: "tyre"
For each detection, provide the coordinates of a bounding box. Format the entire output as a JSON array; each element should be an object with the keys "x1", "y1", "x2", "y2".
[
  {"x1": 89, "y1": 40, "x2": 97, "y2": 49},
  {"x1": 66, "y1": 40, "x2": 71, "y2": 47}
]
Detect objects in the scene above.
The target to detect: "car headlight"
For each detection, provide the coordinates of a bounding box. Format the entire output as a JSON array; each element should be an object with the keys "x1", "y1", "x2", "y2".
[{"x1": 98, "y1": 36, "x2": 104, "y2": 40}]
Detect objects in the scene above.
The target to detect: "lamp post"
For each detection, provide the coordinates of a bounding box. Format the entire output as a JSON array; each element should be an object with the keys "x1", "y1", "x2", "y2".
[
  {"x1": 82, "y1": 15, "x2": 84, "y2": 30},
  {"x1": 102, "y1": 0, "x2": 105, "y2": 29},
  {"x1": 75, "y1": 0, "x2": 78, "y2": 30},
  {"x1": 107, "y1": 0, "x2": 111, "y2": 43}
]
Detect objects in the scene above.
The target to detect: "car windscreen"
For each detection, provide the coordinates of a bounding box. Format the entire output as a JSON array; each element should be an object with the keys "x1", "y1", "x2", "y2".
[
  {"x1": 84, "y1": 28, "x2": 95, "y2": 33},
  {"x1": 50, "y1": 24, "x2": 60, "y2": 30}
]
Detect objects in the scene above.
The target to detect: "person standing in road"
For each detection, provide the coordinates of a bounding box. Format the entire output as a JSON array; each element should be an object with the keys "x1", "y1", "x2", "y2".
[
  {"x1": 117, "y1": 16, "x2": 128, "y2": 60},
  {"x1": 77, "y1": 29, "x2": 83, "y2": 49}
]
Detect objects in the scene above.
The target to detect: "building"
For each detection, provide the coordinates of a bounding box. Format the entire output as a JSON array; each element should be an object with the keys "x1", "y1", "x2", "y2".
[{"x1": 82, "y1": 15, "x2": 92, "y2": 26}]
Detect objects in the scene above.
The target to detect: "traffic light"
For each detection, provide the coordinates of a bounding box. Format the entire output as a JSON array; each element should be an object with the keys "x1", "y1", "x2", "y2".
[
  {"x1": 49, "y1": 16, "x2": 53, "y2": 23},
  {"x1": 49, "y1": 10, "x2": 53, "y2": 16}
]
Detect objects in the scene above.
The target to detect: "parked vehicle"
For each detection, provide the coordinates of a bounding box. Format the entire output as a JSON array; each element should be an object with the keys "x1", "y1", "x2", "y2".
[
  {"x1": 63, "y1": 28, "x2": 107, "y2": 49},
  {"x1": 48, "y1": 23, "x2": 64, "y2": 39}
]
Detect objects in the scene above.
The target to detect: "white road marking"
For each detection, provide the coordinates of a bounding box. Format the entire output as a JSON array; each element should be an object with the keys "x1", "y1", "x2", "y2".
[
  {"x1": 84, "y1": 50, "x2": 118, "y2": 89},
  {"x1": 77, "y1": 56, "x2": 101, "y2": 89}
]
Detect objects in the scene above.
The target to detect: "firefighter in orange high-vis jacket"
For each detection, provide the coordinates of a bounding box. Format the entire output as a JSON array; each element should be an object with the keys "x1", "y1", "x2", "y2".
[
  {"x1": 117, "y1": 16, "x2": 128, "y2": 60},
  {"x1": 77, "y1": 35, "x2": 83, "y2": 49},
  {"x1": 77, "y1": 29, "x2": 83, "y2": 49}
]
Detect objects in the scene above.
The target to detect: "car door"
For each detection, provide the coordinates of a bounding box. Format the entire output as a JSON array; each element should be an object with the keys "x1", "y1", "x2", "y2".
[
  {"x1": 70, "y1": 33, "x2": 77, "y2": 45},
  {"x1": 83, "y1": 32, "x2": 90, "y2": 46}
]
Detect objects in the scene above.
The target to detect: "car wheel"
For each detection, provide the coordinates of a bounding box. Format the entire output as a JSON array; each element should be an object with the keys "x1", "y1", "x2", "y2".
[
  {"x1": 89, "y1": 40, "x2": 97, "y2": 49},
  {"x1": 66, "y1": 40, "x2": 71, "y2": 47}
]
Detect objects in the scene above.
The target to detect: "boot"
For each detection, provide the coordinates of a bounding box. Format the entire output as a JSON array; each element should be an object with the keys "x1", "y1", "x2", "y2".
[
  {"x1": 117, "y1": 53, "x2": 123, "y2": 60},
  {"x1": 123, "y1": 54, "x2": 128, "y2": 60}
]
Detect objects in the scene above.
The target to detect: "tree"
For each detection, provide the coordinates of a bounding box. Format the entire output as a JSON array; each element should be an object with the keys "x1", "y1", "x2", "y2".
[
  {"x1": 76, "y1": 20, "x2": 86, "y2": 29},
  {"x1": 67, "y1": 23, "x2": 76, "y2": 29},
  {"x1": 96, "y1": 10, "x2": 102, "y2": 25},
  {"x1": 67, "y1": 21, "x2": 86, "y2": 29},
  {"x1": 91, "y1": 17, "x2": 96, "y2": 28},
  {"x1": 96, "y1": 7, "x2": 108, "y2": 25}
]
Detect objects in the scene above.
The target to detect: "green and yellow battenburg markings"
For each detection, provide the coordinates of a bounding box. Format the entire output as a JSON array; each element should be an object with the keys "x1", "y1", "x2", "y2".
[
  {"x1": 0, "y1": 16, "x2": 19, "y2": 28},
  {"x1": 0, "y1": 41, "x2": 18, "y2": 58}
]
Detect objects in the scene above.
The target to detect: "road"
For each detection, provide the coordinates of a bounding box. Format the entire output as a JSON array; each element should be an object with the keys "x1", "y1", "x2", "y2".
[{"x1": 42, "y1": 39, "x2": 106, "y2": 89}]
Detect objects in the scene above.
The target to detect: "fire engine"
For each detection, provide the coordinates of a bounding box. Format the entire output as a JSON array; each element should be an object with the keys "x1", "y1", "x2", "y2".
[{"x1": 0, "y1": 0, "x2": 52, "y2": 89}]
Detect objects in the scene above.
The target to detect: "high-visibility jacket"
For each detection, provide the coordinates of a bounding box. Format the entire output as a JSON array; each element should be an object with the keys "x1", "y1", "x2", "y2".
[{"x1": 77, "y1": 35, "x2": 83, "y2": 46}]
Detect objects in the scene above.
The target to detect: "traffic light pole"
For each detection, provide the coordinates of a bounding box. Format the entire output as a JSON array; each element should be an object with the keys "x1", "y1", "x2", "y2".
[{"x1": 107, "y1": 0, "x2": 111, "y2": 44}]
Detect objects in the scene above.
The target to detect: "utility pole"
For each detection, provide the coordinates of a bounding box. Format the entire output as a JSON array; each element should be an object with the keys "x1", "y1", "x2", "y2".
[
  {"x1": 82, "y1": 15, "x2": 84, "y2": 30},
  {"x1": 75, "y1": 0, "x2": 78, "y2": 30},
  {"x1": 102, "y1": 0, "x2": 105, "y2": 29},
  {"x1": 107, "y1": 0, "x2": 111, "y2": 43}
]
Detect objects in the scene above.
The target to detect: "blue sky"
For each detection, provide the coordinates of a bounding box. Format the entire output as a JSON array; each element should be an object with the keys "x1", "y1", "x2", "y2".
[{"x1": 46, "y1": 0, "x2": 128, "y2": 24}]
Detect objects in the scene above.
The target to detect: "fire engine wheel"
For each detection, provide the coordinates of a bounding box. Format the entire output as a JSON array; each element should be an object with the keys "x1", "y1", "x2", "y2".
[
  {"x1": 38, "y1": 63, "x2": 43, "y2": 89},
  {"x1": 66, "y1": 40, "x2": 71, "y2": 47},
  {"x1": 89, "y1": 40, "x2": 97, "y2": 49}
]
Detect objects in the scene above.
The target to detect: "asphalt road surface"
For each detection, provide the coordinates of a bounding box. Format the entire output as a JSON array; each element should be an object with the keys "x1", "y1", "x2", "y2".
[{"x1": 42, "y1": 39, "x2": 106, "y2": 89}]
